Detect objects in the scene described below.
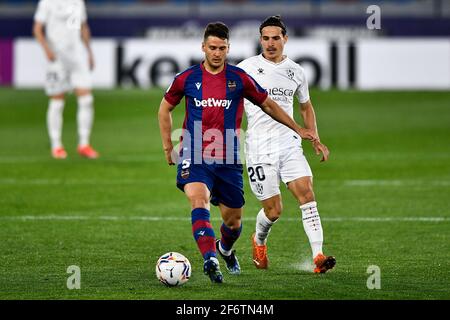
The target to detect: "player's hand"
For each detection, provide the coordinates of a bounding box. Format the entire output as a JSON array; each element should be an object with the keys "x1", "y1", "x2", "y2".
[
  {"x1": 45, "y1": 49, "x2": 56, "y2": 62},
  {"x1": 312, "y1": 140, "x2": 330, "y2": 162},
  {"x1": 163, "y1": 147, "x2": 176, "y2": 166},
  {"x1": 298, "y1": 127, "x2": 318, "y2": 142}
]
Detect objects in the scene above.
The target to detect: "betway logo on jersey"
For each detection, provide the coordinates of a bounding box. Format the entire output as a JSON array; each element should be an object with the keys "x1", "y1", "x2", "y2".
[{"x1": 194, "y1": 98, "x2": 232, "y2": 110}]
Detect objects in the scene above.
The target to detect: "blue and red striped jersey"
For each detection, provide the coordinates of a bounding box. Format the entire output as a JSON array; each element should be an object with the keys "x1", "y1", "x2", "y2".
[{"x1": 164, "y1": 62, "x2": 268, "y2": 164}]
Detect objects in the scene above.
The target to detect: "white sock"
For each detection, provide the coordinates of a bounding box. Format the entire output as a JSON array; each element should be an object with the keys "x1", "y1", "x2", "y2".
[
  {"x1": 300, "y1": 201, "x2": 323, "y2": 259},
  {"x1": 209, "y1": 256, "x2": 219, "y2": 265},
  {"x1": 77, "y1": 94, "x2": 94, "y2": 147},
  {"x1": 255, "y1": 208, "x2": 276, "y2": 245},
  {"x1": 47, "y1": 99, "x2": 65, "y2": 149}
]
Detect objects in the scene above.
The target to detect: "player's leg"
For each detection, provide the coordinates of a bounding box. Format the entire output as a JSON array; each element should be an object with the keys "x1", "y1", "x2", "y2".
[
  {"x1": 212, "y1": 164, "x2": 245, "y2": 274},
  {"x1": 72, "y1": 53, "x2": 97, "y2": 159},
  {"x1": 47, "y1": 93, "x2": 66, "y2": 159},
  {"x1": 246, "y1": 160, "x2": 281, "y2": 269},
  {"x1": 281, "y1": 148, "x2": 335, "y2": 273},
  {"x1": 216, "y1": 203, "x2": 242, "y2": 274},
  {"x1": 184, "y1": 182, "x2": 216, "y2": 259},
  {"x1": 287, "y1": 176, "x2": 336, "y2": 273},
  {"x1": 182, "y1": 179, "x2": 222, "y2": 283},
  {"x1": 74, "y1": 88, "x2": 98, "y2": 159},
  {"x1": 286, "y1": 176, "x2": 322, "y2": 255},
  {"x1": 45, "y1": 60, "x2": 69, "y2": 159},
  {"x1": 251, "y1": 195, "x2": 282, "y2": 269},
  {"x1": 255, "y1": 195, "x2": 282, "y2": 244}
]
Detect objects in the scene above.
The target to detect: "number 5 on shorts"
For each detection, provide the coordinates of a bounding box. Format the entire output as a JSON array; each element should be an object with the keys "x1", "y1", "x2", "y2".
[{"x1": 182, "y1": 159, "x2": 191, "y2": 169}]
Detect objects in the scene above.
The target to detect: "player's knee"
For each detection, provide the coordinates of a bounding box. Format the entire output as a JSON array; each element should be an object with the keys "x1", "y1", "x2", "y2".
[
  {"x1": 188, "y1": 198, "x2": 209, "y2": 210},
  {"x1": 221, "y1": 207, "x2": 242, "y2": 229},
  {"x1": 264, "y1": 203, "x2": 282, "y2": 221},
  {"x1": 299, "y1": 189, "x2": 315, "y2": 205},
  {"x1": 223, "y1": 218, "x2": 242, "y2": 230},
  {"x1": 76, "y1": 88, "x2": 92, "y2": 97},
  {"x1": 50, "y1": 94, "x2": 65, "y2": 101}
]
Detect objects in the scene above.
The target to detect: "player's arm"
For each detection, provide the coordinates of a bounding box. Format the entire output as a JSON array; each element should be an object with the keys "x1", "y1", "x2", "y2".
[
  {"x1": 300, "y1": 100, "x2": 329, "y2": 162},
  {"x1": 33, "y1": 21, "x2": 55, "y2": 62},
  {"x1": 81, "y1": 22, "x2": 94, "y2": 70},
  {"x1": 259, "y1": 96, "x2": 318, "y2": 142},
  {"x1": 158, "y1": 98, "x2": 177, "y2": 165}
]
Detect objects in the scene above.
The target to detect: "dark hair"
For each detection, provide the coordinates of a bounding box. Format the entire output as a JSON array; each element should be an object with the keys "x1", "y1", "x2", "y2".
[
  {"x1": 259, "y1": 15, "x2": 287, "y2": 36},
  {"x1": 203, "y1": 22, "x2": 229, "y2": 41}
]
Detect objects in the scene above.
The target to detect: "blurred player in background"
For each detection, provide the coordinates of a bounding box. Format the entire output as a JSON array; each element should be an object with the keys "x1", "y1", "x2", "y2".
[
  {"x1": 158, "y1": 22, "x2": 318, "y2": 283},
  {"x1": 237, "y1": 15, "x2": 336, "y2": 273},
  {"x1": 33, "y1": 0, "x2": 99, "y2": 159}
]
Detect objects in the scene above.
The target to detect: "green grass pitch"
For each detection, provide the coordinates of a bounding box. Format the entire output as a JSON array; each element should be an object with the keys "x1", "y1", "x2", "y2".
[{"x1": 0, "y1": 87, "x2": 449, "y2": 300}]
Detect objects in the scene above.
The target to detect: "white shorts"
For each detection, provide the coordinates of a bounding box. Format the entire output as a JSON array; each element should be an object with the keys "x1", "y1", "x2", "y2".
[
  {"x1": 246, "y1": 147, "x2": 312, "y2": 201},
  {"x1": 45, "y1": 54, "x2": 92, "y2": 96}
]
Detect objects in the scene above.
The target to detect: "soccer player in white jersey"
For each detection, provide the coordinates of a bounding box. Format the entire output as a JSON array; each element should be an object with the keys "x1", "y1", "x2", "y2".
[
  {"x1": 237, "y1": 15, "x2": 336, "y2": 273},
  {"x1": 33, "y1": 0, "x2": 99, "y2": 159}
]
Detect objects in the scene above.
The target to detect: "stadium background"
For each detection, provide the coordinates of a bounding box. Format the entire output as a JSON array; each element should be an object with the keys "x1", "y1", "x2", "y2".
[{"x1": 0, "y1": 0, "x2": 449, "y2": 300}]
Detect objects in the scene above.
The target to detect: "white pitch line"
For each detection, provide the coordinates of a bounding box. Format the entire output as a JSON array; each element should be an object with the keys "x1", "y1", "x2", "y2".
[
  {"x1": 1, "y1": 152, "x2": 449, "y2": 164},
  {"x1": 0, "y1": 178, "x2": 167, "y2": 186},
  {"x1": 0, "y1": 155, "x2": 161, "y2": 164},
  {"x1": 0, "y1": 215, "x2": 448, "y2": 222},
  {"x1": 0, "y1": 178, "x2": 449, "y2": 187},
  {"x1": 342, "y1": 180, "x2": 450, "y2": 187}
]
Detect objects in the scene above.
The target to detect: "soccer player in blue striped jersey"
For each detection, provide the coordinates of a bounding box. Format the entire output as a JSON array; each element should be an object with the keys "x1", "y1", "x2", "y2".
[{"x1": 158, "y1": 22, "x2": 318, "y2": 283}]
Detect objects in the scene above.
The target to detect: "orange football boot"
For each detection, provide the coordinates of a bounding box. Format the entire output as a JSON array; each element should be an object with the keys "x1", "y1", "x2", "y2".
[
  {"x1": 77, "y1": 145, "x2": 99, "y2": 159},
  {"x1": 51, "y1": 147, "x2": 67, "y2": 159},
  {"x1": 313, "y1": 253, "x2": 336, "y2": 273},
  {"x1": 251, "y1": 233, "x2": 268, "y2": 269}
]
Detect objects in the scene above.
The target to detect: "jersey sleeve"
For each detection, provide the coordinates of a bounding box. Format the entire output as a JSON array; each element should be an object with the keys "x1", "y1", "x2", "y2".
[
  {"x1": 296, "y1": 66, "x2": 310, "y2": 104},
  {"x1": 34, "y1": 0, "x2": 49, "y2": 23},
  {"x1": 241, "y1": 72, "x2": 268, "y2": 106},
  {"x1": 164, "y1": 74, "x2": 185, "y2": 107}
]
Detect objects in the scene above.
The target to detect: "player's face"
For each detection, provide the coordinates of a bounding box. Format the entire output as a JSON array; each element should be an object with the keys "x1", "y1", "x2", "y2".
[
  {"x1": 260, "y1": 26, "x2": 288, "y2": 63},
  {"x1": 202, "y1": 36, "x2": 229, "y2": 71}
]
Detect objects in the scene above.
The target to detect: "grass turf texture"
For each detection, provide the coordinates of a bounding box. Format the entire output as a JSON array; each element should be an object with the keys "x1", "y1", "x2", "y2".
[{"x1": 0, "y1": 88, "x2": 449, "y2": 300}]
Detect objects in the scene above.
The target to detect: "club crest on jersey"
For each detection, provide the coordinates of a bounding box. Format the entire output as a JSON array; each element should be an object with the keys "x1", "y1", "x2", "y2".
[
  {"x1": 195, "y1": 82, "x2": 202, "y2": 90},
  {"x1": 286, "y1": 69, "x2": 294, "y2": 80},
  {"x1": 227, "y1": 80, "x2": 236, "y2": 91}
]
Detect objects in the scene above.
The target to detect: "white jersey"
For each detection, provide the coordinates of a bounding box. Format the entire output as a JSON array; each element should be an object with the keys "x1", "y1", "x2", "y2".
[
  {"x1": 34, "y1": 0, "x2": 87, "y2": 55},
  {"x1": 237, "y1": 54, "x2": 310, "y2": 156}
]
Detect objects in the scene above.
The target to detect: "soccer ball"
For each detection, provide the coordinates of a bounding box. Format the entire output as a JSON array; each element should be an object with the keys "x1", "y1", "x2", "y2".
[{"x1": 155, "y1": 252, "x2": 191, "y2": 287}]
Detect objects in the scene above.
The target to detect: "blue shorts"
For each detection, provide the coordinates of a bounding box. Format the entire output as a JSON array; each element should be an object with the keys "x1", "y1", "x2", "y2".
[{"x1": 176, "y1": 162, "x2": 245, "y2": 209}]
